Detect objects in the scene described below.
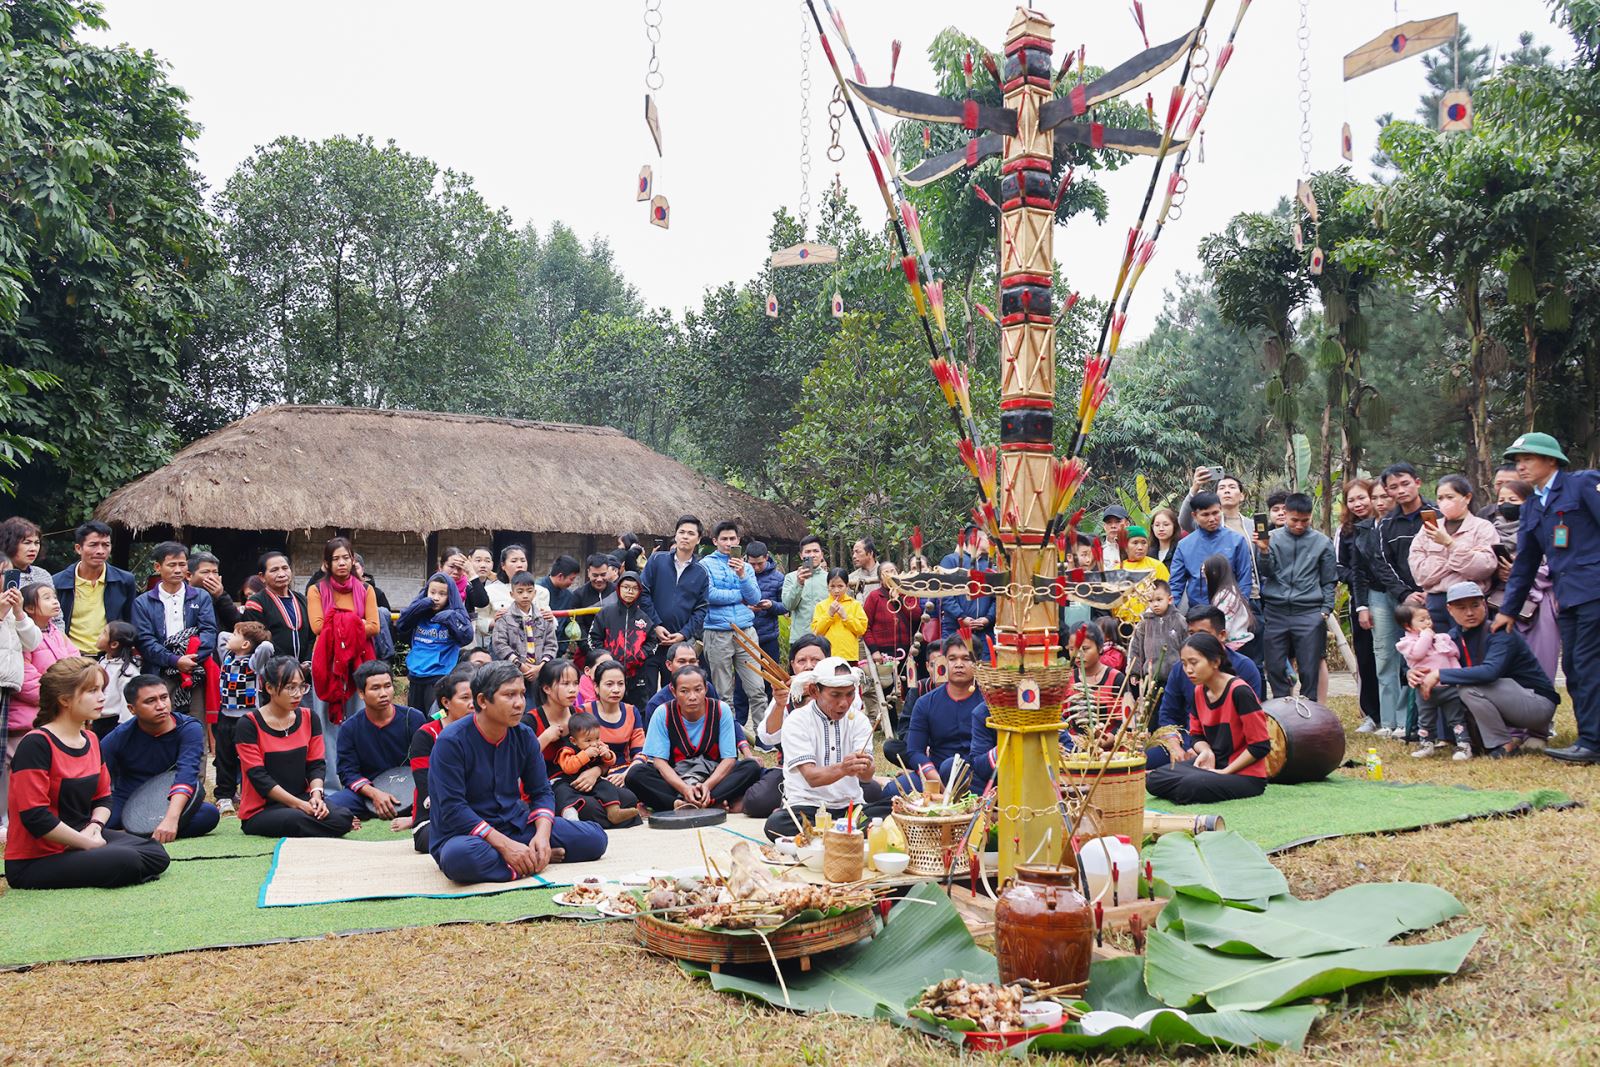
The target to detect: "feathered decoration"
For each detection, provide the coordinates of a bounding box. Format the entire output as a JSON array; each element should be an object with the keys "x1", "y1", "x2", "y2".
[
  {"x1": 890, "y1": 39, "x2": 902, "y2": 85},
  {"x1": 911, "y1": 525, "x2": 923, "y2": 555},
  {"x1": 1056, "y1": 49, "x2": 1075, "y2": 84},
  {"x1": 1091, "y1": 536, "x2": 1104, "y2": 568},
  {"x1": 1066, "y1": 507, "x2": 1086, "y2": 548},
  {"x1": 1131, "y1": 1, "x2": 1149, "y2": 48},
  {"x1": 963, "y1": 51, "x2": 974, "y2": 84},
  {"x1": 1070, "y1": 622, "x2": 1090, "y2": 653},
  {"x1": 972, "y1": 184, "x2": 1000, "y2": 213},
  {"x1": 923, "y1": 124, "x2": 932, "y2": 150},
  {"x1": 982, "y1": 51, "x2": 1001, "y2": 87},
  {"x1": 901, "y1": 255, "x2": 926, "y2": 315},
  {"x1": 959, "y1": 618, "x2": 974, "y2": 644},
  {"x1": 958, "y1": 438, "x2": 998, "y2": 502},
  {"x1": 928, "y1": 357, "x2": 958, "y2": 409},
  {"x1": 1049, "y1": 459, "x2": 1088, "y2": 521},
  {"x1": 1146, "y1": 92, "x2": 1155, "y2": 123},
  {"x1": 973, "y1": 302, "x2": 998, "y2": 326},
  {"x1": 900, "y1": 201, "x2": 926, "y2": 257},
  {"x1": 927, "y1": 279, "x2": 948, "y2": 335},
  {"x1": 1059, "y1": 291, "x2": 1081, "y2": 320}
]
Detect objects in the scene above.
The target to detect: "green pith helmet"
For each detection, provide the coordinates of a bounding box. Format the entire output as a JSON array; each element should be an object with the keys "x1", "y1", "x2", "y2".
[{"x1": 1503, "y1": 432, "x2": 1569, "y2": 466}]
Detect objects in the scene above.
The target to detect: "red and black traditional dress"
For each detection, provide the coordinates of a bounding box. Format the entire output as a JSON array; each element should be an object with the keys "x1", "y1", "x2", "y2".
[
  {"x1": 235, "y1": 708, "x2": 355, "y2": 838},
  {"x1": 1145, "y1": 676, "x2": 1271, "y2": 805}
]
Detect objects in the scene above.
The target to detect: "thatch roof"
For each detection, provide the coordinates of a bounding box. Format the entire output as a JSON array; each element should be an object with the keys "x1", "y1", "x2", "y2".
[{"x1": 97, "y1": 405, "x2": 807, "y2": 542}]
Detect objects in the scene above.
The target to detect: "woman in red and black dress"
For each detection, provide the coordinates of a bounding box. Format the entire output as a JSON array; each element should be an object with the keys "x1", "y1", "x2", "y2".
[
  {"x1": 5, "y1": 657, "x2": 170, "y2": 889},
  {"x1": 236, "y1": 657, "x2": 356, "y2": 838},
  {"x1": 1146, "y1": 633, "x2": 1272, "y2": 805}
]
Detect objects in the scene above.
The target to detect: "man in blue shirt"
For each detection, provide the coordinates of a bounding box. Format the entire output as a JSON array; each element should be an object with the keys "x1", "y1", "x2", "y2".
[
  {"x1": 1145, "y1": 605, "x2": 1264, "y2": 770},
  {"x1": 699, "y1": 521, "x2": 765, "y2": 727},
  {"x1": 328, "y1": 661, "x2": 427, "y2": 818},
  {"x1": 1168, "y1": 491, "x2": 1254, "y2": 608},
  {"x1": 885, "y1": 637, "x2": 986, "y2": 796},
  {"x1": 625, "y1": 664, "x2": 762, "y2": 811},
  {"x1": 1495, "y1": 432, "x2": 1600, "y2": 763},
  {"x1": 640, "y1": 515, "x2": 711, "y2": 689},
  {"x1": 102, "y1": 675, "x2": 219, "y2": 841},
  {"x1": 429, "y1": 662, "x2": 607, "y2": 884}
]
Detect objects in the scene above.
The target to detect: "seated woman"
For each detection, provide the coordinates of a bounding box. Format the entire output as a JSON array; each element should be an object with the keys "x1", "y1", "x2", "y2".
[
  {"x1": 393, "y1": 665, "x2": 476, "y2": 853},
  {"x1": 744, "y1": 634, "x2": 831, "y2": 819},
  {"x1": 236, "y1": 656, "x2": 357, "y2": 838},
  {"x1": 1145, "y1": 634, "x2": 1271, "y2": 805},
  {"x1": 574, "y1": 660, "x2": 647, "y2": 826},
  {"x1": 4, "y1": 657, "x2": 171, "y2": 889}
]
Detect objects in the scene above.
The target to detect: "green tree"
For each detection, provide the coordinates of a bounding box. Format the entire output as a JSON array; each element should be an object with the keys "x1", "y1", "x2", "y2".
[{"x1": 1, "y1": 0, "x2": 216, "y2": 522}]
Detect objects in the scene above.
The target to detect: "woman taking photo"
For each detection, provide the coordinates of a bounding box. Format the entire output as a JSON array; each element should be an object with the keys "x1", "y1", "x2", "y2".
[
  {"x1": 1145, "y1": 634, "x2": 1271, "y2": 805},
  {"x1": 307, "y1": 537, "x2": 379, "y2": 726},
  {"x1": 1409, "y1": 474, "x2": 1498, "y2": 631},
  {"x1": 1149, "y1": 507, "x2": 1183, "y2": 571},
  {"x1": 236, "y1": 657, "x2": 357, "y2": 838},
  {"x1": 5, "y1": 657, "x2": 170, "y2": 889},
  {"x1": 1337, "y1": 479, "x2": 1381, "y2": 732}
]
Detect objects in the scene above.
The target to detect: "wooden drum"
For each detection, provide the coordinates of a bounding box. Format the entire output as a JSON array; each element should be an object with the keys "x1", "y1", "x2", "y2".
[{"x1": 1260, "y1": 697, "x2": 1346, "y2": 784}]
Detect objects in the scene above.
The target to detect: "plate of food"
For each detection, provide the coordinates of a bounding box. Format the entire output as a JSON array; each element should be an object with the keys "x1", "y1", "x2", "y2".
[
  {"x1": 759, "y1": 841, "x2": 802, "y2": 866},
  {"x1": 552, "y1": 880, "x2": 610, "y2": 908},
  {"x1": 596, "y1": 895, "x2": 642, "y2": 918}
]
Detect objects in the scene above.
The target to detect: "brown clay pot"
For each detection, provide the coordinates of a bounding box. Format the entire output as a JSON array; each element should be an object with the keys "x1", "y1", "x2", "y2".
[{"x1": 994, "y1": 864, "x2": 1094, "y2": 988}]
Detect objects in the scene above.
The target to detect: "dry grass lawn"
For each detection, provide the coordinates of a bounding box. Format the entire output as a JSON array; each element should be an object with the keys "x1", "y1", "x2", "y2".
[{"x1": 2, "y1": 695, "x2": 1597, "y2": 1066}]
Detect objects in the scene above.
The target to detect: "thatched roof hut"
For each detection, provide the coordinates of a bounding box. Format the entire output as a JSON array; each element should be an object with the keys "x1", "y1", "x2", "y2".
[{"x1": 97, "y1": 405, "x2": 806, "y2": 599}]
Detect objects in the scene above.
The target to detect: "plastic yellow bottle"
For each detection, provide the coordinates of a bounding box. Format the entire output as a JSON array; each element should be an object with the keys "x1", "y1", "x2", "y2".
[
  {"x1": 1366, "y1": 747, "x2": 1384, "y2": 781},
  {"x1": 867, "y1": 818, "x2": 889, "y2": 857},
  {"x1": 815, "y1": 809, "x2": 833, "y2": 833}
]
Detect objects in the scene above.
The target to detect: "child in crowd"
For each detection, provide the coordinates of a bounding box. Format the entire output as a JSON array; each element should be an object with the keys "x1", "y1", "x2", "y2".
[
  {"x1": 1201, "y1": 554, "x2": 1254, "y2": 651},
  {"x1": 552, "y1": 710, "x2": 640, "y2": 826},
  {"x1": 95, "y1": 620, "x2": 142, "y2": 734},
  {"x1": 396, "y1": 572, "x2": 474, "y2": 714},
  {"x1": 1095, "y1": 616, "x2": 1127, "y2": 671},
  {"x1": 1128, "y1": 579, "x2": 1186, "y2": 683},
  {"x1": 1393, "y1": 603, "x2": 1469, "y2": 760},
  {"x1": 489, "y1": 572, "x2": 555, "y2": 686},
  {"x1": 214, "y1": 620, "x2": 275, "y2": 813},
  {"x1": 12, "y1": 584, "x2": 74, "y2": 766},
  {"x1": 811, "y1": 569, "x2": 868, "y2": 663}
]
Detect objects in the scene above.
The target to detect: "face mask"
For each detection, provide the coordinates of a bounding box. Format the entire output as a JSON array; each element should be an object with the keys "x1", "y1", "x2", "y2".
[{"x1": 1498, "y1": 503, "x2": 1521, "y2": 521}]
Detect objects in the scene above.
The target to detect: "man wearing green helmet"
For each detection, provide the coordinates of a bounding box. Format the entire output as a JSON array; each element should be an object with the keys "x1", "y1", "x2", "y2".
[{"x1": 1495, "y1": 432, "x2": 1600, "y2": 763}]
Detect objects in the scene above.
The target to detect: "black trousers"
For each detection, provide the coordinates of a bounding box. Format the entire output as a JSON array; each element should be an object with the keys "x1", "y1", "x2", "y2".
[
  {"x1": 213, "y1": 714, "x2": 243, "y2": 801},
  {"x1": 553, "y1": 778, "x2": 642, "y2": 825},
  {"x1": 625, "y1": 758, "x2": 764, "y2": 811},
  {"x1": 741, "y1": 767, "x2": 785, "y2": 819},
  {"x1": 5, "y1": 829, "x2": 170, "y2": 890},
  {"x1": 763, "y1": 799, "x2": 894, "y2": 841},
  {"x1": 1352, "y1": 616, "x2": 1380, "y2": 723},
  {"x1": 1263, "y1": 608, "x2": 1326, "y2": 700},
  {"x1": 241, "y1": 803, "x2": 356, "y2": 838},
  {"x1": 1146, "y1": 763, "x2": 1266, "y2": 805}
]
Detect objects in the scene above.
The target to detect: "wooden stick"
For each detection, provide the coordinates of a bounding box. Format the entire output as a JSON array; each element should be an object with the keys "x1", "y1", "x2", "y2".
[{"x1": 731, "y1": 626, "x2": 788, "y2": 680}]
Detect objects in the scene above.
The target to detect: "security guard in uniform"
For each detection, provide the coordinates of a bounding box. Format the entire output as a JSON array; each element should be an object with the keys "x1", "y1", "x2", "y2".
[{"x1": 1495, "y1": 432, "x2": 1600, "y2": 763}]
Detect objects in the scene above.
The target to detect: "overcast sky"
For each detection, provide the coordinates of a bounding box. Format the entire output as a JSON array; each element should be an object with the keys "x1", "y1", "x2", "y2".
[{"x1": 93, "y1": 1, "x2": 1571, "y2": 337}]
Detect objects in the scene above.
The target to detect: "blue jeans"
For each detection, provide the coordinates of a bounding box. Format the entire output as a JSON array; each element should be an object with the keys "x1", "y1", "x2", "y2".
[{"x1": 1368, "y1": 591, "x2": 1406, "y2": 730}]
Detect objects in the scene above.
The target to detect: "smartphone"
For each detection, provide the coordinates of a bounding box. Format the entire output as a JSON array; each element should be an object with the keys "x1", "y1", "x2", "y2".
[
  {"x1": 1207, "y1": 465, "x2": 1225, "y2": 482},
  {"x1": 1421, "y1": 509, "x2": 1439, "y2": 525},
  {"x1": 727, "y1": 545, "x2": 744, "y2": 560},
  {"x1": 1252, "y1": 512, "x2": 1269, "y2": 537},
  {"x1": 1, "y1": 569, "x2": 20, "y2": 591},
  {"x1": 1492, "y1": 543, "x2": 1513, "y2": 561}
]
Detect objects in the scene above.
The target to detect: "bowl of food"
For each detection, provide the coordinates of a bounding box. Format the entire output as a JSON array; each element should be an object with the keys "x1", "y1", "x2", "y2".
[
  {"x1": 1019, "y1": 1001, "x2": 1063, "y2": 1029},
  {"x1": 872, "y1": 852, "x2": 910, "y2": 876},
  {"x1": 798, "y1": 843, "x2": 826, "y2": 871}
]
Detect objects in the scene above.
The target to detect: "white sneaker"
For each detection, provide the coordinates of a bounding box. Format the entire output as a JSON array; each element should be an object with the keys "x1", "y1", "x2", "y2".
[
  {"x1": 1374, "y1": 727, "x2": 1395, "y2": 739},
  {"x1": 1410, "y1": 741, "x2": 1438, "y2": 758},
  {"x1": 1452, "y1": 744, "x2": 1473, "y2": 761},
  {"x1": 217, "y1": 797, "x2": 235, "y2": 815},
  {"x1": 1355, "y1": 720, "x2": 1376, "y2": 734}
]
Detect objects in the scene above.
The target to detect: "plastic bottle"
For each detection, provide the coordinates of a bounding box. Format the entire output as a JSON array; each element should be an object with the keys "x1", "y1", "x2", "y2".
[
  {"x1": 814, "y1": 809, "x2": 833, "y2": 833},
  {"x1": 1079, "y1": 835, "x2": 1139, "y2": 904},
  {"x1": 867, "y1": 818, "x2": 889, "y2": 857},
  {"x1": 1366, "y1": 747, "x2": 1384, "y2": 781}
]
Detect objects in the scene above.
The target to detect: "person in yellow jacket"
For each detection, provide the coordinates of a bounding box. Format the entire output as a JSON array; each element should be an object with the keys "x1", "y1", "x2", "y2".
[
  {"x1": 1114, "y1": 525, "x2": 1171, "y2": 623},
  {"x1": 810, "y1": 569, "x2": 869, "y2": 662}
]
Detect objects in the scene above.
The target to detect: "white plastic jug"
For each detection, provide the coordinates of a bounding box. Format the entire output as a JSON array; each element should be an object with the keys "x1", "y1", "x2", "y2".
[{"x1": 1080, "y1": 834, "x2": 1139, "y2": 904}]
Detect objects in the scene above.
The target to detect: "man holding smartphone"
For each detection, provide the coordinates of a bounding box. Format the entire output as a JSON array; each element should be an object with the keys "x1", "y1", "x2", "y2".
[{"x1": 698, "y1": 521, "x2": 766, "y2": 729}]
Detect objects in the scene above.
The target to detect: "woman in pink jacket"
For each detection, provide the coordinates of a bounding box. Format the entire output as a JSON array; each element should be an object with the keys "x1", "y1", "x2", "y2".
[
  {"x1": 11, "y1": 584, "x2": 77, "y2": 759},
  {"x1": 1409, "y1": 474, "x2": 1499, "y2": 631}
]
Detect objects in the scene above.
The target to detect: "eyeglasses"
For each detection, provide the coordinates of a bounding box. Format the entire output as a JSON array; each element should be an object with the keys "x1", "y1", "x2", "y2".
[{"x1": 281, "y1": 682, "x2": 309, "y2": 696}]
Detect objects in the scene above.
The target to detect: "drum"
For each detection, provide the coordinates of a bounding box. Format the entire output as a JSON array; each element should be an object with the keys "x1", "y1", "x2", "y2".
[
  {"x1": 647, "y1": 807, "x2": 728, "y2": 829},
  {"x1": 371, "y1": 766, "x2": 416, "y2": 811},
  {"x1": 122, "y1": 770, "x2": 203, "y2": 836},
  {"x1": 1260, "y1": 697, "x2": 1346, "y2": 784}
]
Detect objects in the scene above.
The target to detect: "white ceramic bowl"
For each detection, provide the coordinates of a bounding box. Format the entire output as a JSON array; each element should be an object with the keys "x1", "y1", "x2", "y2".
[
  {"x1": 1020, "y1": 1001, "x2": 1063, "y2": 1029},
  {"x1": 799, "y1": 843, "x2": 826, "y2": 871},
  {"x1": 872, "y1": 852, "x2": 910, "y2": 876}
]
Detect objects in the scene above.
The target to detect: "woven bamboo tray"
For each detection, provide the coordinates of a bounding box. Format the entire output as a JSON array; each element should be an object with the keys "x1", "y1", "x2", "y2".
[{"x1": 633, "y1": 904, "x2": 880, "y2": 973}]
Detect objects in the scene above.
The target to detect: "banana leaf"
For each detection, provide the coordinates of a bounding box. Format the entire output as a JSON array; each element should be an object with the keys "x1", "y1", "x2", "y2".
[
  {"x1": 679, "y1": 882, "x2": 996, "y2": 1015},
  {"x1": 1149, "y1": 831, "x2": 1288, "y2": 911},
  {"x1": 1162, "y1": 883, "x2": 1464, "y2": 957},
  {"x1": 1144, "y1": 927, "x2": 1482, "y2": 1012}
]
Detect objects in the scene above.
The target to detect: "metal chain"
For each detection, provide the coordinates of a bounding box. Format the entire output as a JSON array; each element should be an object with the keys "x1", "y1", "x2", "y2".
[
  {"x1": 827, "y1": 85, "x2": 846, "y2": 163},
  {"x1": 798, "y1": 2, "x2": 813, "y2": 228},
  {"x1": 1297, "y1": 0, "x2": 1312, "y2": 174},
  {"x1": 643, "y1": 0, "x2": 663, "y2": 91}
]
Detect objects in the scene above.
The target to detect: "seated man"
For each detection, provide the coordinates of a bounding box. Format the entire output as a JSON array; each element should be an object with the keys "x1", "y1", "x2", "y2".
[
  {"x1": 884, "y1": 637, "x2": 985, "y2": 797},
  {"x1": 640, "y1": 641, "x2": 722, "y2": 721},
  {"x1": 428, "y1": 662, "x2": 607, "y2": 883},
  {"x1": 626, "y1": 664, "x2": 762, "y2": 811},
  {"x1": 102, "y1": 675, "x2": 220, "y2": 841},
  {"x1": 328, "y1": 661, "x2": 428, "y2": 818},
  {"x1": 1412, "y1": 582, "x2": 1557, "y2": 759},
  {"x1": 764, "y1": 657, "x2": 892, "y2": 840},
  {"x1": 1145, "y1": 605, "x2": 1264, "y2": 771}
]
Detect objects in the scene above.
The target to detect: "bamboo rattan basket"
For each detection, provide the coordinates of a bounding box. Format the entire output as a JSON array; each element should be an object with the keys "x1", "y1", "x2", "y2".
[
  {"x1": 1059, "y1": 752, "x2": 1147, "y2": 846},
  {"x1": 975, "y1": 664, "x2": 1078, "y2": 729},
  {"x1": 891, "y1": 810, "x2": 976, "y2": 877},
  {"x1": 633, "y1": 904, "x2": 879, "y2": 972}
]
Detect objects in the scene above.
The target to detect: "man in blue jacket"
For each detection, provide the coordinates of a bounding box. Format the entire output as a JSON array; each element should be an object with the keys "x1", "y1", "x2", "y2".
[
  {"x1": 640, "y1": 515, "x2": 711, "y2": 690},
  {"x1": 939, "y1": 525, "x2": 996, "y2": 651},
  {"x1": 102, "y1": 675, "x2": 220, "y2": 841},
  {"x1": 1495, "y1": 432, "x2": 1600, "y2": 763},
  {"x1": 52, "y1": 520, "x2": 139, "y2": 655},
  {"x1": 699, "y1": 521, "x2": 765, "y2": 728},
  {"x1": 1416, "y1": 582, "x2": 1557, "y2": 759},
  {"x1": 1145, "y1": 606, "x2": 1263, "y2": 770},
  {"x1": 741, "y1": 540, "x2": 788, "y2": 721},
  {"x1": 1167, "y1": 492, "x2": 1254, "y2": 608},
  {"x1": 130, "y1": 541, "x2": 218, "y2": 717}
]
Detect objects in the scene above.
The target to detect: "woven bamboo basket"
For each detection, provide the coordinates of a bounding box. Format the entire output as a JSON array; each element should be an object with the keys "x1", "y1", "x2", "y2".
[
  {"x1": 1059, "y1": 753, "x2": 1147, "y2": 846},
  {"x1": 822, "y1": 829, "x2": 865, "y2": 882},
  {"x1": 633, "y1": 904, "x2": 879, "y2": 971},
  {"x1": 975, "y1": 664, "x2": 1078, "y2": 729},
  {"x1": 891, "y1": 810, "x2": 975, "y2": 877}
]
